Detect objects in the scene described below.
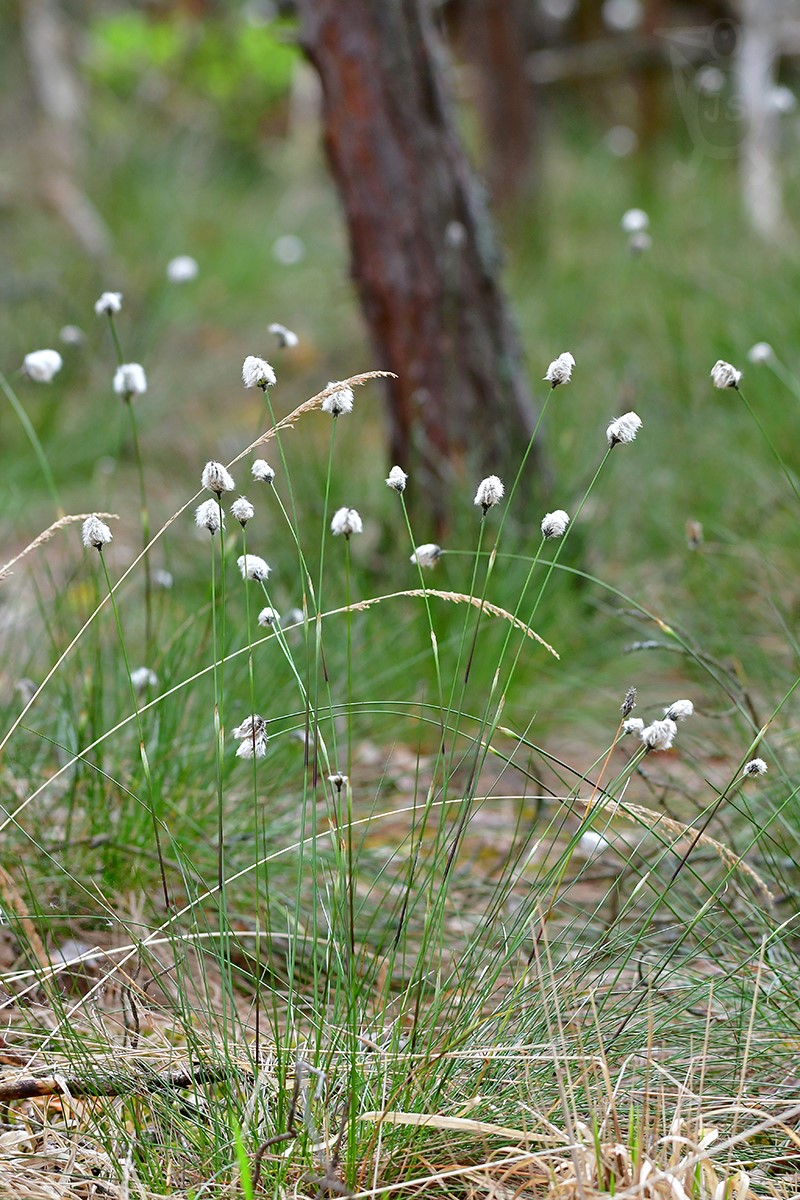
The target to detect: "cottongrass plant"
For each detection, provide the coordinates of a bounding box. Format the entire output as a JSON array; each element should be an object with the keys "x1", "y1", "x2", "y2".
[{"x1": 3, "y1": 339, "x2": 800, "y2": 1200}]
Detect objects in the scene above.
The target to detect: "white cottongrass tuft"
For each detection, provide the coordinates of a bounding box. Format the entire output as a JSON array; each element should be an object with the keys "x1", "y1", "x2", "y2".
[
  {"x1": 331, "y1": 507, "x2": 363, "y2": 538},
  {"x1": 166, "y1": 255, "x2": 198, "y2": 283},
  {"x1": 710, "y1": 360, "x2": 741, "y2": 389},
  {"x1": 131, "y1": 667, "x2": 158, "y2": 690},
  {"x1": 743, "y1": 758, "x2": 768, "y2": 777},
  {"x1": 386, "y1": 465, "x2": 408, "y2": 493},
  {"x1": 232, "y1": 714, "x2": 268, "y2": 759},
  {"x1": 202, "y1": 461, "x2": 235, "y2": 495},
  {"x1": 747, "y1": 342, "x2": 774, "y2": 365},
  {"x1": 474, "y1": 475, "x2": 504, "y2": 513},
  {"x1": 544, "y1": 351, "x2": 575, "y2": 388},
  {"x1": 195, "y1": 499, "x2": 223, "y2": 534},
  {"x1": 258, "y1": 607, "x2": 280, "y2": 627},
  {"x1": 242, "y1": 356, "x2": 276, "y2": 390},
  {"x1": 268, "y1": 322, "x2": 299, "y2": 348},
  {"x1": 664, "y1": 699, "x2": 694, "y2": 721},
  {"x1": 621, "y1": 208, "x2": 649, "y2": 234},
  {"x1": 24, "y1": 349, "x2": 63, "y2": 383},
  {"x1": 153, "y1": 568, "x2": 174, "y2": 589},
  {"x1": 94, "y1": 292, "x2": 122, "y2": 315},
  {"x1": 541, "y1": 509, "x2": 570, "y2": 539},
  {"x1": 284, "y1": 607, "x2": 305, "y2": 626},
  {"x1": 328, "y1": 772, "x2": 348, "y2": 791},
  {"x1": 622, "y1": 717, "x2": 645, "y2": 735},
  {"x1": 321, "y1": 381, "x2": 354, "y2": 416},
  {"x1": 606, "y1": 411, "x2": 642, "y2": 446},
  {"x1": 410, "y1": 543, "x2": 442, "y2": 568},
  {"x1": 578, "y1": 830, "x2": 610, "y2": 856},
  {"x1": 231, "y1": 496, "x2": 254, "y2": 525},
  {"x1": 59, "y1": 325, "x2": 85, "y2": 345},
  {"x1": 641, "y1": 718, "x2": 677, "y2": 751},
  {"x1": 628, "y1": 231, "x2": 652, "y2": 254},
  {"x1": 113, "y1": 363, "x2": 147, "y2": 398},
  {"x1": 82, "y1": 515, "x2": 113, "y2": 550},
  {"x1": 238, "y1": 554, "x2": 270, "y2": 582},
  {"x1": 251, "y1": 459, "x2": 275, "y2": 484}
]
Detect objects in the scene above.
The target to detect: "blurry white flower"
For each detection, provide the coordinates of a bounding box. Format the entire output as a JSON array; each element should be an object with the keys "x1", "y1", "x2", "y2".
[
  {"x1": 578, "y1": 830, "x2": 610, "y2": 856},
  {"x1": 641, "y1": 718, "x2": 677, "y2": 751},
  {"x1": 272, "y1": 233, "x2": 305, "y2": 264},
  {"x1": 328, "y1": 772, "x2": 348, "y2": 791},
  {"x1": 322, "y1": 381, "x2": 354, "y2": 416},
  {"x1": 685, "y1": 518, "x2": 704, "y2": 549},
  {"x1": 242, "y1": 356, "x2": 276, "y2": 390},
  {"x1": 59, "y1": 324, "x2": 85, "y2": 346},
  {"x1": 131, "y1": 667, "x2": 158, "y2": 690},
  {"x1": 622, "y1": 717, "x2": 645, "y2": 735},
  {"x1": 386, "y1": 465, "x2": 408, "y2": 492},
  {"x1": 232, "y1": 714, "x2": 268, "y2": 759},
  {"x1": 166, "y1": 255, "x2": 198, "y2": 283},
  {"x1": 621, "y1": 208, "x2": 649, "y2": 234},
  {"x1": 411, "y1": 543, "x2": 442, "y2": 568},
  {"x1": 238, "y1": 554, "x2": 270, "y2": 581},
  {"x1": 113, "y1": 363, "x2": 147, "y2": 398},
  {"x1": 153, "y1": 568, "x2": 174, "y2": 589},
  {"x1": 743, "y1": 758, "x2": 768, "y2": 777},
  {"x1": 268, "y1": 322, "x2": 299, "y2": 348},
  {"x1": 285, "y1": 607, "x2": 305, "y2": 625},
  {"x1": 544, "y1": 351, "x2": 575, "y2": 388},
  {"x1": 770, "y1": 85, "x2": 797, "y2": 115},
  {"x1": 258, "y1": 606, "x2": 280, "y2": 627},
  {"x1": 628, "y1": 231, "x2": 652, "y2": 254},
  {"x1": 252, "y1": 459, "x2": 275, "y2": 483},
  {"x1": 664, "y1": 699, "x2": 693, "y2": 721},
  {"x1": 605, "y1": 125, "x2": 638, "y2": 157},
  {"x1": 202, "y1": 461, "x2": 235, "y2": 495},
  {"x1": 541, "y1": 509, "x2": 570, "y2": 538},
  {"x1": 24, "y1": 349, "x2": 63, "y2": 383},
  {"x1": 195, "y1": 499, "x2": 223, "y2": 534},
  {"x1": 82, "y1": 515, "x2": 113, "y2": 550},
  {"x1": 474, "y1": 475, "x2": 504, "y2": 513},
  {"x1": 231, "y1": 496, "x2": 254, "y2": 525},
  {"x1": 710, "y1": 360, "x2": 741, "y2": 389},
  {"x1": 331, "y1": 507, "x2": 363, "y2": 537},
  {"x1": 747, "y1": 342, "x2": 774, "y2": 365},
  {"x1": 94, "y1": 292, "x2": 122, "y2": 315},
  {"x1": 695, "y1": 65, "x2": 725, "y2": 96},
  {"x1": 606, "y1": 411, "x2": 642, "y2": 446},
  {"x1": 602, "y1": 0, "x2": 642, "y2": 32}
]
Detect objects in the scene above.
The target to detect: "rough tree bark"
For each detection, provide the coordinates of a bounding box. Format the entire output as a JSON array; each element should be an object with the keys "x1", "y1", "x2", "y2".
[{"x1": 296, "y1": 0, "x2": 541, "y2": 523}]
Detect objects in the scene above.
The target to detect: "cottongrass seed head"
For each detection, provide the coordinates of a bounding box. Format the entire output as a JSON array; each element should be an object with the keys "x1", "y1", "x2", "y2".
[
  {"x1": 544, "y1": 351, "x2": 575, "y2": 388},
  {"x1": 664, "y1": 699, "x2": 694, "y2": 721},
  {"x1": 474, "y1": 475, "x2": 504, "y2": 513},
  {"x1": 202, "y1": 461, "x2": 235, "y2": 495},
  {"x1": 386, "y1": 465, "x2": 408, "y2": 493},
  {"x1": 94, "y1": 291, "x2": 123, "y2": 315},
  {"x1": 82, "y1": 515, "x2": 113, "y2": 550},
  {"x1": 242, "y1": 356, "x2": 276, "y2": 390},
  {"x1": 328, "y1": 772, "x2": 348, "y2": 791},
  {"x1": 711, "y1": 360, "x2": 742, "y2": 389},
  {"x1": 113, "y1": 363, "x2": 147, "y2": 398},
  {"x1": 24, "y1": 349, "x2": 63, "y2": 383},
  {"x1": 238, "y1": 554, "x2": 270, "y2": 582},
  {"x1": 258, "y1": 607, "x2": 280, "y2": 627},
  {"x1": 231, "y1": 496, "x2": 254, "y2": 525},
  {"x1": 251, "y1": 459, "x2": 275, "y2": 484},
  {"x1": 743, "y1": 757, "x2": 768, "y2": 777},
  {"x1": 622, "y1": 717, "x2": 645, "y2": 735},
  {"x1": 747, "y1": 342, "x2": 774, "y2": 365},
  {"x1": 541, "y1": 509, "x2": 570, "y2": 538},
  {"x1": 628, "y1": 231, "x2": 652, "y2": 254},
  {"x1": 268, "y1": 322, "x2": 299, "y2": 349},
  {"x1": 195, "y1": 499, "x2": 223, "y2": 534},
  {"x1": 232, "y1": 714, "x2": 268, "y2": 759},
  {"x1": 331, "y1": 507, "x2": 363, "y2": 538},
  {"x1": 131, "y1": 667, "x2": 158, "y2": 690},
  {"x1": 166, "y1": 255, "x2": 198, "y2": 283},
  {"x1": 641, "y1": 718, "x2": 677, "y2": 751},
  {"x1": 621, "y1": 686, "x2": 637, "y2": 716},
  {"x1": 410, "y1": 543, "x2": 442, "y2": 568},
  {"x1": 607, "y1": 411, "x2": 642, "y2": 446},
  {"x1": 321, "y1": 381, "x2": 354, "y2": 416},
  {"x1": 621, "y1": 208, "x2": 649, "y2": 234}
]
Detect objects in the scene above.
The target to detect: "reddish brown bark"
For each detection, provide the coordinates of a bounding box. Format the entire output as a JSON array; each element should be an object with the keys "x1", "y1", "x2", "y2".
[{"x1": 297, "y1": 0, "x2": 541, "y2": 522}]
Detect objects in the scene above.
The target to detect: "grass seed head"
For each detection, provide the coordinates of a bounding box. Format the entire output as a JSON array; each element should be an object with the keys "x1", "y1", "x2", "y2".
[
  {"x1": 474, "y1": 475, "x2": 504, "y2": 514},
  {"x1": 81, "y1": 515, "x2": 113, "y2": 550},
  {"x1": 711, "y1": 359, "x2": 742, "y2": 389},
  {"x1": 24, "y1": 348, "x2": 63, "y2": 383},
  {"x1": 238, "y1": 553, "x2": 270, "y2": 581},
  {"x1": 201, "y1": 460, "x2": 235, "y2": 495},
  {"x1": 544, "y1": 350, "x2": 575, "y2": 387},
  {"x1": 242, "y1": 355, "x2": 276, "y2": 389},
  {"x1": 641, "y1": 717, "x2": 677, "y2": 751},
  {"x1": 410, "y1": 543, "x2": 442, "y2": 568},
  {"x1": 606, "y1": 410, "x2": 642, "y2": 446},
  {"x1": 231, "y1": 496, "x2": 254, "y2": 526},
  {"x1": 166, "y1": 255, "x2": 198, "y2": 283},
  {"x1": 386, "y1": 465, "x2": 408, "y2": 492},
  {"x1": 743, "y1": 757, "x2": 768, "y2": 777},
  {"x1": 195, "y1": 499, "x2": 223, "y2": 534},
  {"x1": 268, "y1": 322, "x2": 299, "y2": 348},
  {"x1": 331, "y1": 507, "x2": 363, "y2": 538},
  {"x1": 94, "y1": 291, "x2": 123, "y2": 315},
  {"x1": 113, "y1": 362, "x2": 147, "y2": 399},
  {"x1": 541, "y1": 509, "x2": 570, "y2": 538},
  {"x1": 321, "y1": 381, "x2": 354, "y2": 416}
]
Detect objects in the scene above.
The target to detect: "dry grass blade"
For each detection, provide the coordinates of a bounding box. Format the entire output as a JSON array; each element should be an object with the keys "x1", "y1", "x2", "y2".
[
  {"x1": 0, "y1": 512, "x2": 119, "y2": 581},
  {"x1": 357, "y1": 1111, "x2": 541, "y2": 1142},
  {"x1": 329, "y1": 590, "x2": 558, "y2": 657}
]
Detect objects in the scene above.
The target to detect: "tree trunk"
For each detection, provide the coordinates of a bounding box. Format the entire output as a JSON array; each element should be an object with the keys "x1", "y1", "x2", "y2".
[{"x1": 296, "y1": 0, "x2": 541, "y2": 525}]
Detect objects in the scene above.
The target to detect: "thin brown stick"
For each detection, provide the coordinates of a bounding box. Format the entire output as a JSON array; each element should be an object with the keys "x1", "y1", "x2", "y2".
[{"x1": 0, "y1": 1062, "x2": 244, "y2": 1104}]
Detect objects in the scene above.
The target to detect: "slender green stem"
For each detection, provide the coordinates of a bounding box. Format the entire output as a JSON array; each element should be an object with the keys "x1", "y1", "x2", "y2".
[
  {"x1": 1, "y1": 371, "x2": 63, "y2": 516},
  {"x1": 124, "y1": 398, "x2": 153, "y2": 657}
]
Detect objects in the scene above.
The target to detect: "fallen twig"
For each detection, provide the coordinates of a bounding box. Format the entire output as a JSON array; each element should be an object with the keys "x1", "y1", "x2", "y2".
[{"x1": 0, "y1": 1061, "x2": 245, "y2": 1104}]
